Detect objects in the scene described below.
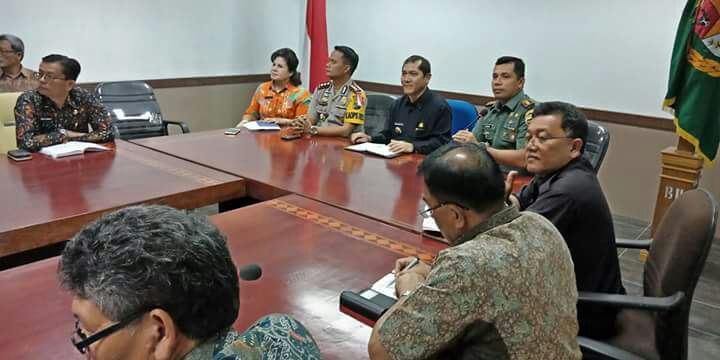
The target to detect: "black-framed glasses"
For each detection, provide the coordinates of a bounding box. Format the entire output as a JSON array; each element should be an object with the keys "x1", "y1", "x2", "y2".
[
  {"x1": 525, "y1": 134, "x2": 572, "y2": 145},
  {"x1": 71, "y1": 310, "x2": 148, "y2": 354},
  {"x1": 32, "y1": 72, "x2": 66, "y2": 82},
  {"x1": 418, "y1": 202, "x2": 467, "y2": 218}
]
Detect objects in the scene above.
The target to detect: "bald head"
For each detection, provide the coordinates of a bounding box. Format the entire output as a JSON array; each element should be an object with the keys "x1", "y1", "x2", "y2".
[{"x1": 417, "y1": 143, "x2": 505, "y2": 213}]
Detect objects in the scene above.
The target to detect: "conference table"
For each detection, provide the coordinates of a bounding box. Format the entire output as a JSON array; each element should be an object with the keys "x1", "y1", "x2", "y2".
[
  {"x1": 0, "y1": 194, "x2": 445, "y2": 359},
  {"x1": 132, "y1": 129, "x2": 531, "y2": 233},
  {"x1": 0, "y1": 140, "x2": 246, "y2": 257}
]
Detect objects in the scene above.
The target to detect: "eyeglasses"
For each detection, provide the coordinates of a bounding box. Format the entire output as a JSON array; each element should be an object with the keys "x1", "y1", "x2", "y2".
[
  {"x1": 418, "y1": 202, "x2": 468, "y2": 218},
  {"x1": 71, "y1": 310, "x2": 148, "y2": 354},
  {"x1": 525, "y1": 134, "x2": 572, "y2": 145},
  {"x1": 33, "y1": 72, "x2": 66, "y2": 82}
]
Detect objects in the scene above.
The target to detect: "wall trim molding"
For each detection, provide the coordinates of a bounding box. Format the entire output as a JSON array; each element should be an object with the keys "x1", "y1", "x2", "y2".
[{"x1": 80, "y1": 74, "x2": 674, "y2": 132}]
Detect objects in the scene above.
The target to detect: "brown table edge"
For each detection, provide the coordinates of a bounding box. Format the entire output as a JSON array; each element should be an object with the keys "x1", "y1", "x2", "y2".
[{"x1": 0, "y1": 181, "x2": 245, "y2": 257}]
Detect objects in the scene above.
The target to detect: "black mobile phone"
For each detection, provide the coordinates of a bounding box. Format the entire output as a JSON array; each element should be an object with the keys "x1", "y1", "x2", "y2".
[
  {"x1": 7, "y1": 149, "x2": 32, "y2": 161},
  {"x1": 281, "y1": 134, "x2": 302, "y2": 141},
  {"x1": 224, "y1": 128, "x2": 242, "y2": 135}
]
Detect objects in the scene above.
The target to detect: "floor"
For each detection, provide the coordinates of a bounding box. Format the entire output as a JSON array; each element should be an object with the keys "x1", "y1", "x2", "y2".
[{"x1": 613, "y1": 215, "x2": 720, "y2": 359}]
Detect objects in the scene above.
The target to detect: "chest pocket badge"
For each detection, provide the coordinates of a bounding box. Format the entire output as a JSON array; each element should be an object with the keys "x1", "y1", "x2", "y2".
[{"x1": 501, "y1": 114, "x2": 519, "y2": 142}]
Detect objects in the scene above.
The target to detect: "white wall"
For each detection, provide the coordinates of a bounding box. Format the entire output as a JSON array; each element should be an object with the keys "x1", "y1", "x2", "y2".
[
  {"x1": 327, "y1": 0, "x2": 685, "y2": 118},
  {"x1": 6, "y1": 0, "x2": 686, "y2": 119},
  {"x1": 4, "y1": 0, "x2": 301, "y2": 82}
]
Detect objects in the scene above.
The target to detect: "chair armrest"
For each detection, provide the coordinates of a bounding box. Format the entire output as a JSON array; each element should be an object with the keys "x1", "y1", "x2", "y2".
[
  {"x1": 578, "y1": 336, "x2": 647, "y2": 360},
  {"x1": 577, "y1": 291, "x2": 684, "y2": 311},
  {"x1": 616, "y1": 238, "x2": 652, "y2": 249},
  {"x1": 163, "y1": 120, "x2": 190, "y2": 133}
]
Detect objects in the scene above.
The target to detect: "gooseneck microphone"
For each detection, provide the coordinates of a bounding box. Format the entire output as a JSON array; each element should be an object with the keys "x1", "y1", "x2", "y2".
[{"x1": 238, "y1": 264, "x2": 262, "y2": 281}]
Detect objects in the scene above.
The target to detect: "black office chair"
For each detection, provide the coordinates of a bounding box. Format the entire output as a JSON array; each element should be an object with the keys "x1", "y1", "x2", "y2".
[
  {"x1": 95, "y1": 81, "x2": 190, "y2": 140},
  {"x1": 364, "y1": 94, "x2": 395, "y2": 138},
  {"x1": 583, "y1": 121, "x2": 610, "y2": 173},
  {"x1": 578, "y1": 188, "x2": 718, "y2": 360}
]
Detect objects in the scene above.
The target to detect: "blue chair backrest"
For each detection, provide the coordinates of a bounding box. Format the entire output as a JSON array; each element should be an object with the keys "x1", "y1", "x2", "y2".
[{"x1": 447, "y1": 99, "x2": 478, "y2": 135}]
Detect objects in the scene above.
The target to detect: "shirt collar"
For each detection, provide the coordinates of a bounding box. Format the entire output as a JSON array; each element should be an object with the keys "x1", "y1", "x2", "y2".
[
  {"x1": 453, "y1": 205, "x2": 521, "y2": 246},
  {"x1": 0, "y1": 66, "x2": 35, "y2": 80},
  {"x1": 403, "y1": 87, "x2": 431, "y2": 109},
  {"x1": 532, "y1": 157, "x2": 589, "y2": 193},
  {"x1": 331, "y1": 78, "x2": 354, "y2": 95},
  {"x1": 39, "y1": 86, "x2": 82, "y2": 109},
  {"x1": 267, "y1": 81, "x2": 292, "y2": 94},
  {"x1": 496, "y1": 90, "x2": 525, "y2": 112}
]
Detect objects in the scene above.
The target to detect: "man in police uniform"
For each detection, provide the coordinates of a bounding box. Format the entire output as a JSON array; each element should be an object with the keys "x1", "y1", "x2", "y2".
[
  {"x1": 292, "y1": 45, "x2": 366, "y2": 138},
  {"x1": 453, "y1": 56, "x2": 534, "y2": 172}
]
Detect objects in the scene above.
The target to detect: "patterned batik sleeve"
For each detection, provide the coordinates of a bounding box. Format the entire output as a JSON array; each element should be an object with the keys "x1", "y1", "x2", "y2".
[
  {"x1": 14, "y1": 93, "x2": 64, "y2": 152},
  {"x1": 76, "y1": 94, "x2": 114, "y2": 144},
  {"x1": 243, "y1": 84, "x2": 263, "y2": 119},
  {"x1": 292, "y1": 88, "x2": 312, "y2": 118},
  {"x1": 378, "y1": 252, "x2": 495, "y2": 359}
]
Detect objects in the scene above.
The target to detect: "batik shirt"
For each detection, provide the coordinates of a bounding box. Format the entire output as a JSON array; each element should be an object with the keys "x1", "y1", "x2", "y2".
[
  {"x1": 14, "y1": 87, "x2": 114, "y2": 152},
  {"x1": 244, "y1": 81, "x2": 311, "y2": 120},
  {"x1": 183, "y1": 314, "x2": 321, "y2": 360},
  {"x1": 378, "y1": 206, "x2": 581, "y2": 360},
  {"x1": 0, "y1": 67, "x2": 39, "y2": 93}
]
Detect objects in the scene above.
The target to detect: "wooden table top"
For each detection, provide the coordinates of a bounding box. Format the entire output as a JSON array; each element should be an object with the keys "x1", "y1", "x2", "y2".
[
  {"x1": 0, "y1": 140, "x2": 246, "y2": 257},
  {"x1": 132, "y1": 129, "x2": 429, "y2": 232},
  {"x1": 0, "y1": 194, "x2": 445, "y2": 359}
]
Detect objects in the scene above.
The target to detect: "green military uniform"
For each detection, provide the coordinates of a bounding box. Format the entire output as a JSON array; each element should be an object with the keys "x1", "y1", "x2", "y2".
[
  {"x1": 471, "y1": 90, "x2": 535, "y2": 151},
  {"x1": 308, "y1": 79, "x2": 367, "y2": 133}
]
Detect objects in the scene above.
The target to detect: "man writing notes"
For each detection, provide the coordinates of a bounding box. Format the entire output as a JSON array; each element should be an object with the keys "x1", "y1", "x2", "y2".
[{"x1": 368, "y1": 142, "x2": 581, "y2": 360}]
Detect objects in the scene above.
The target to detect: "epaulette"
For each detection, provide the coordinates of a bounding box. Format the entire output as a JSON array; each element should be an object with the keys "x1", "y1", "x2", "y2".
[
  {"x1": 316, "y1": 81, "x2": 332, "y2": 90},
  {"x1": 349, "y1": 82, "x2": 364, "y2": 94},
  {"x1": 521, "y1": 98, "x2": 535, "y2": 108},
  {"x1": 485, "y1": 100, "x2": 497, "y2": 108}
]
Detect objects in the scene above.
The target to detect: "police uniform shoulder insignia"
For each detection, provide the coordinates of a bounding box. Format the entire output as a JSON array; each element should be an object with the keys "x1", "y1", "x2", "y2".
[
  {"x1": 520, "y1": 98, "x2": 535, "y2": 109},
  {"x1": 349, "y1": 83, "x2": 365, "y2": 108},
  {"x1": 316, "y1": 81, "x2": 332, "y2": 90}
]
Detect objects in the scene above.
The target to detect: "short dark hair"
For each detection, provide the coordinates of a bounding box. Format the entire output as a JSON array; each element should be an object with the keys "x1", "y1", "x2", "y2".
[
  {"x1": 271, "y1": 47, "x2": 302, "y2": 86},
  {"x1": 418, "y1": 143, "x2": 505, "y2": 213},
  {"x1": 0, "y1": 34, "x2": 25, "y2": 61},
  {"x1": 495, "y1": 56, "x2": 525, "y2": 79},
  {"x1": 403, "y1": 55, "x2": 431, "y2": 76},
  {"x1": 333, "y1": 45, "x2": 359, "y2": 75},
  {"x1": 533, "y1": 101, "x2": 589, "y2": 153},
  {"x1": 41, "y1": 54, "x2": 81, "y2": 81},
  {"x1": 58, "y1": 205, "x2": 240, "y2": 341}
]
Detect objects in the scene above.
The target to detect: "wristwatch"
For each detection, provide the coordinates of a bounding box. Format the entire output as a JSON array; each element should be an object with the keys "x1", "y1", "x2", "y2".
[
  {"x1": 58, "y1": 129, "x2": 67, "y2": 137},
  {"x1": 309, "y1": 125, "x2": 319, "y2": 136}
]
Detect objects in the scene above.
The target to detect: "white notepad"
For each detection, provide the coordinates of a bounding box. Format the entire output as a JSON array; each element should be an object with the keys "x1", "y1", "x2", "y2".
[{"x1": 40, "y1": 141, "x2": 110, "y2": 159}]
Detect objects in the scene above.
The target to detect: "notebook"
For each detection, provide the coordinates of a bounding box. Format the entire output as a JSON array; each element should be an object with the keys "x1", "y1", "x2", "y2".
[
  {"x1": 340, "y1": 272, "x2": 399, "y2": 323},
  {"x1": 344, "y1": 143, "x2": 401, "y2": 158},
  {"x1": 40, "y1": 142, "x2": 110, "y2": 159}
]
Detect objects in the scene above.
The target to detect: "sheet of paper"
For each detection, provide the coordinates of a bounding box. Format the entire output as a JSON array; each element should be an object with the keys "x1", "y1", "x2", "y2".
[
  {"x1": 242, "y1": 121, "x2": 281, "y2": 131},
  {"x1": 370, "y1": 272, "x2": 398, "y2": 299}
]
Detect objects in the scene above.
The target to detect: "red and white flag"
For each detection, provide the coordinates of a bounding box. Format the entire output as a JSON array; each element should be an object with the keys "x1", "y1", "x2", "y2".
[{"x1": 302, "y1": 0, "x2": 329, "y2": 92}]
